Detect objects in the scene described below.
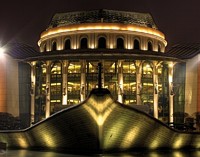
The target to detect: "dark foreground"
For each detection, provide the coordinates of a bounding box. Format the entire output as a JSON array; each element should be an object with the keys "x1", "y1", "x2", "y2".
[{"x1": 0, "y1": 150, "x2": 200, "y2": 157}]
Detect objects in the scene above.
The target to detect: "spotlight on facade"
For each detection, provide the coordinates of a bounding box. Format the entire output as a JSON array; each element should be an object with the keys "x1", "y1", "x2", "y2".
[{"x1": 0, "y1": 47, "x2": 5, "y2": 54}]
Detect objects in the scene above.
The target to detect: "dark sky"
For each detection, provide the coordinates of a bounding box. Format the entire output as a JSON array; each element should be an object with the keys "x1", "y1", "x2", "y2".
[{"x1": 1, "y1": 0, "x2": 200, "y2": 51}]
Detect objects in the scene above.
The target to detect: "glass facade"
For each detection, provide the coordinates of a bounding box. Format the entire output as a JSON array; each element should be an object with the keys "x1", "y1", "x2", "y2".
[
  {"x1": 173, "y1": 63, "x2": 186, "y2": 123},
  {"x1": 31, "y1": 59, "x2": 187, "y2": 124}
]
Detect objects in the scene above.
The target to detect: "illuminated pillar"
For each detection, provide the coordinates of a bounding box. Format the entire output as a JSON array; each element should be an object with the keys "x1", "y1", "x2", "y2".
[
  {"x1": 118, "y1": 60, "x2": 123, "y2": 103},
  {"x1": 57, "y1": 37, "x2": 62, "y2": 50},
  {"x1": 62, "y1": 60, "x2": 69, "y2": 105},
  {"x1": 168, "y1": 62, "x2": 174, "y2": 123},
  {"x1": 135, "y1": 61, "x2": 142, "y2": 105},
  {"x1": 153, "y1": 62, "x2": 159, "y2": 119},
  {"x1": 30, "y1": 62, "x2": 36, "y2": 124},
  {"x1": 45, "y1": 61, "x2": 51, "y2": 118},
  {"x1": 46, "y1": 40, "x2": 51, "y2": 51},
  {"x1": 80, "y1": 60, "x2": 86, "y2": 101},
  {"x1": 101, "y1": 60, "x2": 105, "y2": 88}
]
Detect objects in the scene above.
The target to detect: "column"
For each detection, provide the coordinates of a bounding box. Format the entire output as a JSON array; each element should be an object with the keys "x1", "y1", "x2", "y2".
[
  {"x1": 62, "y1": 60, "x2": 69, "y2": 105},
  {"x1": 45, "y1": 61, "x2": 51, "y2": 118},
  {"x1": 30, "y1": 62, "x2": 36, "y2": 124},
  {"x1": 118, "y1": 60, "x2": 123, "y2": 103},
  {"x1": 153, "y1": 61, "x2": 160, "y2": 119},
  {"x1": 101, "y1": 60, "x2": 105, "y2": 88},
  {"x1": 135, "y1": 61, "x2": 142, "y2": 105},
  {"x1": 80, "y1": 60, "x2": 86, "y2": 101},
  {"x1": 168, "y1": 62, "x2": 174, "y2": 123}
]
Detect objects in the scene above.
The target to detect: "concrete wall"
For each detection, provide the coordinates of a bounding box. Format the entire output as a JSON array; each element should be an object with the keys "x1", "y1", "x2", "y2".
[
  {"x1": 6, "y1": 55, "x2": 19, "y2": 117},
  {"x1": 185, "y1": 55, "x2": 199, "y2": 115}
]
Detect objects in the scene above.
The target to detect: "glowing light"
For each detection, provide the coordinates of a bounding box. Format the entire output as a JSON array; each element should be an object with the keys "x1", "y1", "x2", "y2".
[
  {"x1": 83, "y1": 95, "x2": 116, "y2": 126},
  {"x1": 121, "y1": 126, "x2": 140, "y2": 149},
  {"x1": 173, "y1": 134, "x2": 189, "y2": 149},
  {"x1": 43, "y1": 133, "x2": 56, "y2": 147},
  {"x1": 18, "y1": 137, "x2": 28, "y2": 148},
  {"x1": 97, "y1": 115, "x2": 104, "y2": 126},
  {"x1": 0, "y1": 47, "x2": 5, "y2": 54},
  {"x1": 39, "y1": 23, "x2": 166, "y2": 46}
]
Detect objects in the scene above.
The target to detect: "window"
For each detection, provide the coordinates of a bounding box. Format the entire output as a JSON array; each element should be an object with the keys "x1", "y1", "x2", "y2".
[
  {"x1": 141, "y1": 62, "x2": 153, "y2": 115},
  {"x1": 52, "y1": 41, "x2": 57, "y2": 51},
  {"x1": 134, "y1": 39, "x2": 140, "y2": 50},
  {"x1": 98, "y1": 37, "x2": 106, "y2": 49},
  {"x1": 80, "y1": 38, "x2": 88, "y2": 49},
  {"x1": 64, "y1": 39, "x2": 71, "y2": 49},
  {"x1": 148, "y1": 41, "x2": 153, "y2": 51},
  {"x1": 117, "y1": 38, "x2": 124, "y2": 49}
]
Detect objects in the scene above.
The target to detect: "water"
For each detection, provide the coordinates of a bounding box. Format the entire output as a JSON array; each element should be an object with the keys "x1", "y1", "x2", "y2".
[{"x1": 0, "y1": 150, "x2": 200, "y2": 157}]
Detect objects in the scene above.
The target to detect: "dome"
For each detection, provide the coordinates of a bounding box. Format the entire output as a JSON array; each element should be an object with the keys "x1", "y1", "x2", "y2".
[{"x1": 48, "y1": 9, "x2": 158, "y2": 29}]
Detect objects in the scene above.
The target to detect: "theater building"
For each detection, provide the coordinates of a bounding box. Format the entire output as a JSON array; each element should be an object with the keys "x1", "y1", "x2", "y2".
[{"x1": 1, "y1": 9, "x2": 199, "y2": 127}]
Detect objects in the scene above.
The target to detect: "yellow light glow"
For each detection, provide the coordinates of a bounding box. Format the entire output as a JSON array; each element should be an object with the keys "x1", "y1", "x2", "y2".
[
  {"x1": 97, "y1": 115, "x2": 104, "y2": 126},
  {"x1": 43, "y1": 133, "x2": 56, "y2": 147},
  {"x1": 62, "y1": 95, "x2": 68, "y2": 105},
  {"x1": 51, "y1": 83, "x2": 61, "y2": 86},
  {"x1": 18, "y1": 137, "x2": 28, "y2": 148},
  {"x1": 83, "y1": 95, "x2": 116, "y2": 126},
  {"x1": 173, "y1": 134, "x2": 188, "y2": 149},
  {"x1": 39, "y1": 23, "x2": 166, "y2": 46},
  {"x1": 121, "y1": 126, "x2": 140, "y2": 149}
]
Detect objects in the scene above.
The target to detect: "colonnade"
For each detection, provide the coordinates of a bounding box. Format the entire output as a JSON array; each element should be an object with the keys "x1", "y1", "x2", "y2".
[{"x1": 30, "y1": 60, "x2": 175, "y2": 124}]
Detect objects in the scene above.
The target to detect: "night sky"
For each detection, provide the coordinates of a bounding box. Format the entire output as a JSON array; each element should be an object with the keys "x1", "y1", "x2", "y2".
[{"x1": 1, "y1": 0, "x2": 200, "y2": 51}]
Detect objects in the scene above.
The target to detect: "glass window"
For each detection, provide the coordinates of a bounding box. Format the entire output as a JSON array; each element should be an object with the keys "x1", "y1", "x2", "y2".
[
  {"x1": 141, "y1": 62, "x2": 153, "y2": 115},
  {"x1": 50, "y1": 62, "x2": 62, "y2": 114},
  {"x1": 104, "y1": 61, "x2": 118, "y2": 99},
  {"x1": 86, "y1": 61, "x2": 99, "y2": 95},
  {"x1": 35, "y1": 62, "x2": 46, "y2": 122},
  {"x1": 158, "y1": 64, "x2": 169, "y2": 121},
  {"x1": 123, "y1": 61, "x2": 136, "y2": 104},
  {"x1": 68, "y1": 62, "x2": 81, "y2": 104},
  {"x1": 173, "y1": 63, "x2": 186, "y2": 123}
]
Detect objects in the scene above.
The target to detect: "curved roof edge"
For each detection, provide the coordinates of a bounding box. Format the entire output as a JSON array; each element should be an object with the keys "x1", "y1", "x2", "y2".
[
  {"x1": 166, "y1": 43, "x2": 200, "y2": 59},
  {"x1": 3, "y1": 43, "x2": 39, "y2": 60},
  {"x1": 47, "y1": 9, "x2": 158, "y2": 30}
]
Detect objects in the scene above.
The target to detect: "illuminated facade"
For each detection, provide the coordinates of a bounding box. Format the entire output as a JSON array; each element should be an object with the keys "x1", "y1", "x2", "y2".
[
  {"x1": 2, "y1": 10, "x2": 196, "y2": 127},
  {"x1": 26, "y1": 9, "x2": 185, "y2": 124}
]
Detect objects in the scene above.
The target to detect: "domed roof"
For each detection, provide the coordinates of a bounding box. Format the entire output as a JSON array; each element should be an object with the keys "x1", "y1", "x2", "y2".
[{"x1": 48, "y1": 9, "x2": 158, "y2": 30}]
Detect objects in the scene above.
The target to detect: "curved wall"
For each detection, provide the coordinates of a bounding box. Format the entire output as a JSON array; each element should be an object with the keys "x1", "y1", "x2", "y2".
[
  {"x1": 0, "y1": 89, "x2": 199, "y2": 153},
  {"x1": 38, "y1": 23, "x2": 167, "y2": 53}
]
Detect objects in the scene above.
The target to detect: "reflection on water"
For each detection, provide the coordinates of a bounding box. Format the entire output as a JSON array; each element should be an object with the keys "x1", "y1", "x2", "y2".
[{"x1": 0, "y1": 150, "x2": 200, "y2": 157}]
